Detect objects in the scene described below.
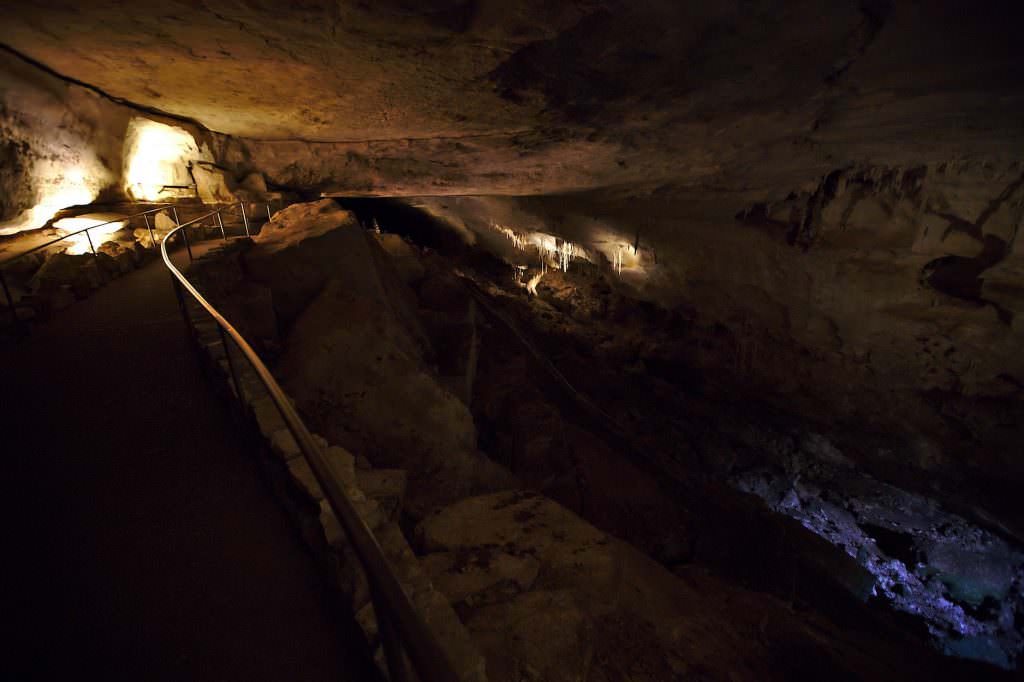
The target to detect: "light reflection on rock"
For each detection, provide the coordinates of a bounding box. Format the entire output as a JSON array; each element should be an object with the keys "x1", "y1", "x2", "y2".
[{"x1": 733, "y1": 434, "x2": 1024, "y2": 668}]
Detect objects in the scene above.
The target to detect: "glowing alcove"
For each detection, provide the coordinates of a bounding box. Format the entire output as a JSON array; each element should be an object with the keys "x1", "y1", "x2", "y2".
[{"x1": 123, "y1": 118, "x2": 207, "y2": 201}]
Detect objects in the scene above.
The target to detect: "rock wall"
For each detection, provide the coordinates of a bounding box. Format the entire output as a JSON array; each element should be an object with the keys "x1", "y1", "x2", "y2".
[
  {"x1": 0, "y1": 50, "x2": 259, "y2": 236},
  {"x1": 0, "y1": 50, "x2": 125, "y2": 232},
  {"x1": 415, "y1": 489, "x2": 985, "y2": 681},
  {"x1": 221, "y1": 200, "x2": 514, "y2": 516},
  {"x1": 399, "y1": 172, "x2": 1024, "y2": 542},
  {"x1": 3, "y1": 2, "x2": 1021, "y2": 201}
]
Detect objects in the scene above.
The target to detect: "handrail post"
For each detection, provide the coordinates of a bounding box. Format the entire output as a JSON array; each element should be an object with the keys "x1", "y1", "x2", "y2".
[
  {"x1": 240, "y1": 202, "x2": 250, "y2": 238},
  {"x1": 170, "y1": 271, "x2": 191, "y2": 329},
  {"x1": 85, "y1": 229, "x2": 98, "y2": 261},
  {"x1": 217, "y1": 323, "x2": 242, "y2": 401},
  {"x1": 375, "y1": 588, "x2": 414, "y2": 682},
  {"x1": 216, "y1": 210, "x2": 227, "y2": 242},
  {"x1": 143, "y1": 213, "x2": 156, "y2": 249},
  {"x1": 170, "y1": 206, "x2": 193, "y2": 261},
  {"x1": 0, "y1": 269, "x2": 15, "y2": 321},
  {"x1": 180, "y1": 222, "x2": 194, "y2": 262}
]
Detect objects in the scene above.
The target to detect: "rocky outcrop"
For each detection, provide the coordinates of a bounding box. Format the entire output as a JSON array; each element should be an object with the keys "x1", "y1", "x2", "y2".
[
  {"x1": 177, "y1": 268, "x2": 487, "y2": 682},
  {"x1": 733, "y1": 432, "x2": 1024, "y2": 669},
  {"x1": 416, "y1": 489, "x2": 979, "y2": 681},
  {"x1": 170, "y1": 201, "x2": 1021, "y2": 675},
  {"x1": 244, "y1": 199, "x2": 365, "y2": 326},
  {"x1": 391, "y1": 210, "x2": 1023, "y2": 669},
  {"x1": 0, "y1": 50, "x2": 124, "y2": 232},
  {"x1": 0, "y1": 51, "x2": 269, "y2": 238},
  {"x1": 256, "y1": 202, "x2": 513, "y2": 516},
  {"x1": 403, "y1": 165, "x2": 1024, "y2": 545}
]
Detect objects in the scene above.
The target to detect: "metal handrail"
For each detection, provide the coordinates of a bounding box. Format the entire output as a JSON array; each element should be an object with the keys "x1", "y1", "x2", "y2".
[
  {"x1": 0, "y1": 204, "x2": 173, "y2": 268},
  {"x1": 0, "y1": 203, "x2": 177, "y2": 321},
  {"x1": 160, "y1": 204, "x2": 462, "y2": 682}
]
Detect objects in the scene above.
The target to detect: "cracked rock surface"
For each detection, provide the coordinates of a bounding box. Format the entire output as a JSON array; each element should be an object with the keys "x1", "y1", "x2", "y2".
[
  {"x1": 733, "y1": 432, "x2": 1024, "y2": 668},
  {"x1": 0, "y1": 2, "x2": 1021, "y2": 196}
]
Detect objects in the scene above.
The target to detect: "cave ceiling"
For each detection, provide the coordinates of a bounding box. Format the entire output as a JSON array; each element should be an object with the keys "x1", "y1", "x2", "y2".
[{"x1": 2, "y1": 0, "x2": 1022, "y2": 198}]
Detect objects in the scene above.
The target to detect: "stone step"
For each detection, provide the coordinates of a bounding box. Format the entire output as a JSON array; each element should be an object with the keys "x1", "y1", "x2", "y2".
[
  {"x1": 202, "y1": 338, "x2": 226, "y2": 360},
  {"x1": 355, "y1": 469, "x2": 408, "y2": 522},
  {"x1": 348, "y1": 522, "x2": 487, "y2": 682},
  {"x1": 319, "y1": 496, "x2": 388, "y2": 549},
  {"x1": 252, "y1": 395, "x2": 287, "y2": 438},
  {"x1": 287, "y1": 444, "x2": 358, "y2": 504},
  {"x1": 214, "y1": 356, "x2": 268, "y2": 404}
]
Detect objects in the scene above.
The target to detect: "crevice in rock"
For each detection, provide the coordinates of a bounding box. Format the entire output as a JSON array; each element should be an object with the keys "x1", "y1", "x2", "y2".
[
  {"x1": 790, "y1": 168, "x2": 846, "y2": 248},
  {"x1": 919, "y1": 169, "x2": 1024, "y2": 324},
  {"x1": 824, "y1": 0, "x2": 894, "y2": 85}
]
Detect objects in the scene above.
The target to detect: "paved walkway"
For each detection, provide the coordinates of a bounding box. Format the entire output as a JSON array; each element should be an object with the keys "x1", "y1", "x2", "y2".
[{"x1": 3, "y1": 244, "x2": 373, "y2": 681}]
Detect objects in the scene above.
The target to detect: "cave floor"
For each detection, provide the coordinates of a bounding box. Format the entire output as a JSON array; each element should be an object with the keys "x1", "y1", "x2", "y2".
[{"x1": 2, "y1": 242, "x2": 374, "y2": 681}]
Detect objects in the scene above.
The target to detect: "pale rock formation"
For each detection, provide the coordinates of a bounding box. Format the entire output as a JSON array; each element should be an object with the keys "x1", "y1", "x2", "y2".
[
  {"x1": 258, "y1": 202, "x2": 513, "y2": 516},
  {"x1": 246, "y1": 199, "x2": 365, "y2": 325},
  {"x1": 416, "y1": 489, "x2": 971, "y2": 681},
  {"x1": 192, "y1": 163, "x2": 238, "y2": 205},
  {"x1": 0, "y1": 50, "x2": 123, "y2": 232}
]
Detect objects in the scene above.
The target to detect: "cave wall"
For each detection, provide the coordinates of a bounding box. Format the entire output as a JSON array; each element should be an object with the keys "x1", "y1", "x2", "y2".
[
  {"x1": 0, "y1": 49, "x2": 248, "y2": 234},
  {"x1": 0, "y1": 49, "x2": 127, "y2": 232},
  {"x1": 403, "y1": 179, "x2": 1024, "y2": 537}
]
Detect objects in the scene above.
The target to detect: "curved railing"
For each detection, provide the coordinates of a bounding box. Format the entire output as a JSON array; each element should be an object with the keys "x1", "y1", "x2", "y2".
[
  {"x1": 0, "y1": 204, "x2": 173, "y2": 320},
  {"x1": 160, "y1": 205, "x2": 462, "y2": 682},
  {"x1": 0, "y1": 201, "x2": 282, "y2": 322}
]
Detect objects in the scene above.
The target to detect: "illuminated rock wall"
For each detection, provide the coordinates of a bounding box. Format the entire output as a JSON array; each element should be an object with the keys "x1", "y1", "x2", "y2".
[
  {"x1": 0, "y1": 51, "x2": 243, "y2": 236},
  {"x1": 0, "y1": 50, "x2": 125, "y2": 234}
]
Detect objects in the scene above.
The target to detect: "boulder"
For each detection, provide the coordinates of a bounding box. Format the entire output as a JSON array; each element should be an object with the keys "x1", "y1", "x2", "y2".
[
  {"x1": 244, "y1": 199, "x2": 365, "y2": 326},
  {"x1": 134, "y1": 209, "x2": 176, "y2": 249},
  {"x1": 416, "y1": 490, "x2": 952, "y2": 682},
  {"x1": 420, "y1": 550, "x2": 539, "y2": 609},
  {"x1": 29, "y1": 253, "x2": 100, "y2": 295},
  {"x1": 374, "y1": 232, "x2": 426, "y2": 284},
  {"x1": 238, "y1": 171, "x2": 268, "y2": 195},
  {"x1": 268, "y1": 201, "x2": 513, "y2": 516},
  {"x1": 192, "y1": 162, "x2": 238, "y2": 204},
  {"x1": 98, "y1": 242, "x2": 135, "y2": 274},
  {"x1": 187, "y1": 242, "x2": 279, "y2": 346},
  {"x1": 277, "y1": 274, "x2": 513, "y2": 516},
  {"x1": 354, "y1": 468, "x2": 407, "y2": 521}
]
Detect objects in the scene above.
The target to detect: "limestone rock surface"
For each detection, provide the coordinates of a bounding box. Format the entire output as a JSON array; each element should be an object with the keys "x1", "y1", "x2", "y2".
[
  {"x1": 268, "y1": 202, "x2": 514, "y2": 516},
  {"x1": 417, "y1": 489, "x2": 977, "y2": 682}
]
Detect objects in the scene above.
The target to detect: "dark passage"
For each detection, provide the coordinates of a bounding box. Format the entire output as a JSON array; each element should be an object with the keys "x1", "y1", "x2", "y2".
[{"x1": 1, "y1": 246, "x2": 373, "y2": 681}]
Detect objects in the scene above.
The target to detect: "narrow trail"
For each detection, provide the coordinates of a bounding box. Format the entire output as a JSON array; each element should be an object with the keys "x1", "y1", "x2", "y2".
[{"x1": 2, "y1": 242, "x2": 374, "y2": 681}]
